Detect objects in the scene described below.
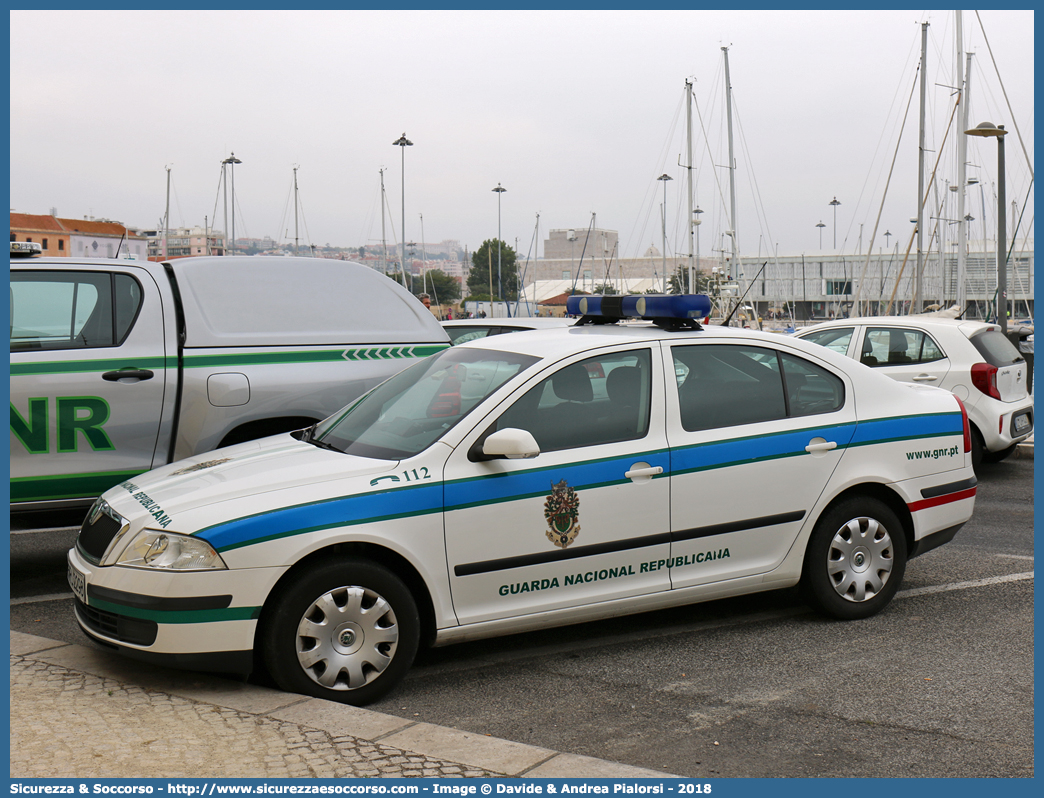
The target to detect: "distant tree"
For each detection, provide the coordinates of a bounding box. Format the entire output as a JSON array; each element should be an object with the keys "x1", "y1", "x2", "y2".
[
  {"x1": 423, "y1": 269, "x2": 461, "y2": 303},
  {"x1": 592, "y1": 283, "x2": 618, "y2": 295},
  {"x1": 357, "y1": 246, "x2": 367, "y2": 259},
  {"x1": 668, "y1": 266, "x2": 714, "y2": 295},
  {"x1": 467, "y1": 239, "x2": 519, "y2": 300}
]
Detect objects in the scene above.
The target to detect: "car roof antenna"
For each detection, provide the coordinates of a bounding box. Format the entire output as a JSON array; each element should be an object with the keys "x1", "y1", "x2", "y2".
[{"x1": 720, "y1": 262, "x2": 767, "y2": 328}]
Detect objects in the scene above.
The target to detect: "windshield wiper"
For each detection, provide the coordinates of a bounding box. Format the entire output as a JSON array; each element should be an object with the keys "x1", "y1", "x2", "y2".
[{"x1": 297, "y1": 424, "x2": 344, "y2": 452}]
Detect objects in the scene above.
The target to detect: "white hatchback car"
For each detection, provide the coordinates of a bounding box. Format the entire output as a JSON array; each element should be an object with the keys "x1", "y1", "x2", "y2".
[
  {"x1": 442, "y1": 316, "x2": 575, "y2": 345},
  {"x1": 796, "y1": 317, "x2": 1032, "y2": 467},
  {"x1": 69, "y1": 295, "x2": 976, "y2": 705}
]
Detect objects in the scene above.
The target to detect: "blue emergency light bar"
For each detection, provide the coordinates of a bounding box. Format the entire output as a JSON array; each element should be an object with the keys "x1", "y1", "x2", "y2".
[{"x1": 566, "y1": 294, "x2": 712, "y2": 322}]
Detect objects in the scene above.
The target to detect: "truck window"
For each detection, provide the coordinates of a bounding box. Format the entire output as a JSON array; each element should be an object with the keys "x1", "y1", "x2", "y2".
[{"x1": 10, "y1": 271, "x2": 143, "y2": 352}]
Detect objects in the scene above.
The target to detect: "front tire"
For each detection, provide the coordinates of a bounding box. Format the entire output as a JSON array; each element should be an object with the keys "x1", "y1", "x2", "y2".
[
  {"x1": 802, "y1": 497, "x2": 907, "y2": 620},
  {"x1": 261, "y1": 559, "x2": 419, "y2": 706}
]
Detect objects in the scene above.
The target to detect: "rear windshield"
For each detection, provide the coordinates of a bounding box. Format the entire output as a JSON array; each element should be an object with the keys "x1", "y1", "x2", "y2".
[{"x1": 970, "y1": 329, "x2": 1024, "y2": 367}]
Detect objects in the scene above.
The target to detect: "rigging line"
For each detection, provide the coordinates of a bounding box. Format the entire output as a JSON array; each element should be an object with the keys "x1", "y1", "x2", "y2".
[
  {"x1": 974, "y1": 11, "x2": 1033, "y2": 180},
  {"x1": 515, "y1": 215, "x2": 540, "y2": 316},
  {"x1": 211, "y1": 169, "x2": 223, "y2": 232},
  {"x1": 601, "y1": 240, "x2": 619, "y2": 288},
  {"x1": 277, "y1": 176, "x2": 294, "y2": 246},
  {"x1": 622, "y1": 88, "x2": 686, "y2": 262},
  {"x1": 170, "y1": 175, "x2": 185, "y2": 229},
  {"x1": 692, "y1": 92, "x2": 734, "y2": 249},
  {"x1": 887, "y1": 91, "x2": 963, "y2": 314},
  {"x1": 569, "y1": 215, "x2": 595, "y2": 296},
  {"x1": 232, "y1": 188, "x2": 249, "y2": 242},
  {"x1": 851, "y1": 62, "x2": 921, "y2": 312},
  {"x1": 733, "y1": 96, "x2": 791, "y2": 316},
  {"x1": 297, "y1": 190, "x2": 313, "y2": 255}
]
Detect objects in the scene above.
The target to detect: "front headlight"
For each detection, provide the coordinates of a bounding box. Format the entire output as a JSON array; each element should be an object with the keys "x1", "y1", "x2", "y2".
[{"x1": 115, "y1": 529, "x2": 227, "y2": 571}]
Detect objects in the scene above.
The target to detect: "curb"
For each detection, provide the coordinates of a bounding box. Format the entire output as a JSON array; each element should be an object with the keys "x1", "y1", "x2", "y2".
[
  {"x1": 11, "y1": 631, "x2": 677, "y2": 779},
  {"x1": 1015, "y1": 440, "x2": 1034, "y2": 459}
]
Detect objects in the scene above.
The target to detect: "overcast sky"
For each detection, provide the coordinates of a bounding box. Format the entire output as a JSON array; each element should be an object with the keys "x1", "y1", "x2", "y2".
[{"x1": 9, "y1": 9, "x2": 1034, "y2": 264}]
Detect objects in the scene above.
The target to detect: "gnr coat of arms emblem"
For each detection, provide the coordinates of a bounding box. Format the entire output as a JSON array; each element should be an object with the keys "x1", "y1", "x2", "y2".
[{"x1": 544, "y1": 479, "x2": 581, "y2": 549}]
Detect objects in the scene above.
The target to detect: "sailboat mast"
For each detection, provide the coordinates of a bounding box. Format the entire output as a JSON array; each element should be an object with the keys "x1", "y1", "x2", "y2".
[
  {"x1": 955, "y1": 12, "x2": 968, "y2": 314},
  {"x1": 379, "y1": 168, "x2": 388, "y2": 274},
  {"x1": 293, "y1": 165, "x2": 300, "y2": 256},
  {"x1": 722, "y1": 47, "x2": 740, "y2": 291},
  {"x1": 686, "y1": 79, "x2": 695, "y2": 293},
  {"x1": 915, "y1": 23, "x2": 928, "y2": 312},
  {"x1": 164, "y1": 165, "x2": 171, "y2": 260}
]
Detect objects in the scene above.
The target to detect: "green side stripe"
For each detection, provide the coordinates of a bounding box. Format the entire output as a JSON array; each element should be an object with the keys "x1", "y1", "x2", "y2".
[
  {"x1": 10, "y1": 470, "x2": 147, "y2": 503},
  {"x1": 89, "y1": 598, "x2": 261, "y2": 625},
  {"x1": 10, "y1": 357, "x2": 175, "y2": 376},
  {"x1": 11, "y1": 345, "x2": 449, "y2": 375},
  {"x1": 183, "y1": 345, "x2": 447, "y2": 369}
]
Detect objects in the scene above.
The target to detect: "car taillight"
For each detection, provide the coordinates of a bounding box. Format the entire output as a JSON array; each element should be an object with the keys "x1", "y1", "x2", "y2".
[
  {"x1": 970, "y1": 362, "x2": 1001, "y2": 400},
  {"x1": 954, "y1": 396, "x2": 971, "y2": 453}
]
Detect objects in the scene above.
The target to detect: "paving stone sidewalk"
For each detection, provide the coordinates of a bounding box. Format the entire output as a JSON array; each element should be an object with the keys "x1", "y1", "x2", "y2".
[{"x1": 11, "y1": 633, "x2": 674, "y2": 780}]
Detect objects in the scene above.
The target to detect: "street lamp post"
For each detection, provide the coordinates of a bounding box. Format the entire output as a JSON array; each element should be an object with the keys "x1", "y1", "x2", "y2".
[
  {"x1": 222, "y1": 153, "x2": 242, "y2": 254},
  {"x1": 493, "y1": 183, "x2": 507, "y2": 317},
  {"x1": 393, "y1": 134, "x2": 413, "y2": 290},
  {"x1": 965, "y1": 121, "x2": 1009, "y2": 333},
  {"x1": 829, "y1": 197, "x2": 841, "y2": 249},
  {"x1": 816, "y1": 220, "x2": 825, "y2": 249},
  {"x1": 658, "y1": 173, "x2": 672, "y2": 292}
]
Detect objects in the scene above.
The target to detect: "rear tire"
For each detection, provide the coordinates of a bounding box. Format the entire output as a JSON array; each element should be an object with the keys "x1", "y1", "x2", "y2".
[
  {"x1": 982, "y1": 442, "x2": 1018, "y2": 464},
  {"x1": 802, "y1": 497, "x2": 907, "y2": 620},
  {"x1": 261, "y1": 558, "x2": 419, "y2": 706},
  {"x1": 970, "y1": 427, "x2": 985, "y2": 470}
]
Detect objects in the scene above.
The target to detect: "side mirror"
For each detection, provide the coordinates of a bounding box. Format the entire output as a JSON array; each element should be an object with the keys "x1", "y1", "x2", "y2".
[{"x1": 481, "y1": 428, "x2": 540, "y2": 460}]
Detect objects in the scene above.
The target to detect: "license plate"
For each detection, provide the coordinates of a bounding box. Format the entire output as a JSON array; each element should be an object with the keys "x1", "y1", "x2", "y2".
[
  {"x1": 1015, "y1": 413, "x2": 1032, "y2": 433},
  {"x1": 67, "y1": 561, "x2": 88, "y2": 605}
]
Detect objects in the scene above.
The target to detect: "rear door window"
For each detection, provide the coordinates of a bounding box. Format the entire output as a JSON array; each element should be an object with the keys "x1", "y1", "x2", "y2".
[
  {"x1": 865, "y1": 327, "x2": 946, "y2": 366},
  {"x1": 674, "y1": 344, "x2": 844, "y2": 431},
  {"x1": 10, "y1": 271, "x2": 144, "y2": 352}
]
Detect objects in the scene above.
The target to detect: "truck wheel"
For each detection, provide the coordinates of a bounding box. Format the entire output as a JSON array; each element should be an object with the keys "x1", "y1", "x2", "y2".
[
  {"x1": 802, "y1": 497, "x2": 907, "y2": 621},
  {"x1": 261, "y1": 559, "x2": 419, "y2": 706}
]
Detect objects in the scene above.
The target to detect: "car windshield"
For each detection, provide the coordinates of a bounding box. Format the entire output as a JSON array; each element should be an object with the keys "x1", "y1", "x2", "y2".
[{"x1": 310, "y1": 347, "x2": 539, "y2": 460}]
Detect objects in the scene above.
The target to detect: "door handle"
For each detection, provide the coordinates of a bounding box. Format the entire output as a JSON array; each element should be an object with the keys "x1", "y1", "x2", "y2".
[
  {"x1": 805, "y1": 440, "x2": 838, "y2": 454},
  {"x1": 625, "y1": 465, "x2": 663, "y2": 481},
  {"x1": 912, "y1": 374, "x2": 938, "y2": 382},
  {"x1": 102, "y1": 368, "x2": 155, "y2": 382}
]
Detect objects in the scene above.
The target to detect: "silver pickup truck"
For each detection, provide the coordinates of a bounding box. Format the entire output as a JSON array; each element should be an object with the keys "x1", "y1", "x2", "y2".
[{"x1": 10, "y1": 253, "x2": 449, "y2": 509}]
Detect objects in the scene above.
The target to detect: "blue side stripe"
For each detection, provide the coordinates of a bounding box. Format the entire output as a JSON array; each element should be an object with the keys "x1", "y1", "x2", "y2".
[
  {"x1": 200, "y1": 482, "x2": 444, "y2": 552},
  {"x1": 444, "y1": 451, "x2": 671, "y2": 510},
  {"x1": 849, "y1": 413, "x2": 963, "y2": 445},
  {"x1": 671, "y1": 423, "x2": 858, "y2": 474},
  {"x1": 198, "y1": 413, "x2": 962, "y2": 553}
]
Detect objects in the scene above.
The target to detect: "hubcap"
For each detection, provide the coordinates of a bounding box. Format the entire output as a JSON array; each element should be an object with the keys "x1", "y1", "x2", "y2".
[
  {"x1": 295, "y1": 586, "x2": 399, "y2": 691},
  {"x1": 826, "y1": 516, "x2": 894, "y2": 602}
]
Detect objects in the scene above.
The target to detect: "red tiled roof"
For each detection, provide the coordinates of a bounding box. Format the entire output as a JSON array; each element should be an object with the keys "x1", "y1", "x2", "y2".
[
  {"x1": 57, "y1": 218, "x2": 139, "y2": 238},
  {"x1": 8, "y1": 212, "x2": 141, "y2": 238},
  {"x1": 10, "y1": 213, "x2": 65, "y2": 233}
]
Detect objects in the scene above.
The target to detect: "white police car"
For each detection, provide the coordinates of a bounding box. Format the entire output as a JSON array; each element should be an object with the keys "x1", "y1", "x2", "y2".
[{"x1": 69, "y1": 295, "x2": 977, "y2": 705}]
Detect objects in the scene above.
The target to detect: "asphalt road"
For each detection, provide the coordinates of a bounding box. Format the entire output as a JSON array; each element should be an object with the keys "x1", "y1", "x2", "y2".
[{"x1": 9, "y1": 454, "x2": 1034, "y2": 778}]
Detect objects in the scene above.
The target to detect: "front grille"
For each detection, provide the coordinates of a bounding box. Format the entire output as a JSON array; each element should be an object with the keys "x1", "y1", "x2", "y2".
[
  {"x1": 74, "y1": 597, "x2": 158, "y2": 646},
  {"x1": 77, "y1": 505, "x2": 123, "y2": 562}
]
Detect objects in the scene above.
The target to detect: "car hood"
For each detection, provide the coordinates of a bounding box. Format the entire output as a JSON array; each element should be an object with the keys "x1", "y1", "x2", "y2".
[{"x1": 103, "y1": 434, "x2": 400, "y2": 532}]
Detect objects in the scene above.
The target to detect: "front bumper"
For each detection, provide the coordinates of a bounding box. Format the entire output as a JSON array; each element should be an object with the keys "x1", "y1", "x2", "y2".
[{"x1": 68, "y1": 547, "x2": 286, "y2": 675}]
